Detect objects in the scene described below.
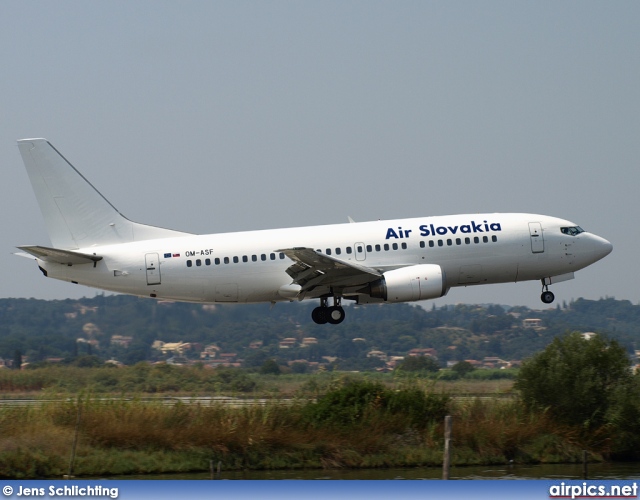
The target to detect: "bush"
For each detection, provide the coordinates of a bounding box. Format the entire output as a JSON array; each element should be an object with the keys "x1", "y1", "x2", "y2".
[{"x1": 302, "y1": 379, "x2": 449, "y2": 430}]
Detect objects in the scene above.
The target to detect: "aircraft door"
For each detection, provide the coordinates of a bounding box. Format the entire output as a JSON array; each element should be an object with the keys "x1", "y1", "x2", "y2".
[
  {"x1": 145, "y1": 253, "x2": 161, "y2": 285},
  {"x1": 354, "y1": 242, "x2": 366, "y2": 261},
  {"x1": 528, "y1": 222, "x2": 545, "y2": 253}
]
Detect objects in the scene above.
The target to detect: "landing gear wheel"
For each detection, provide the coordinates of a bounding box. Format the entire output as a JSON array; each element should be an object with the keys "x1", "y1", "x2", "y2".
[
  {"x1": 311, "y1": 307, "x2": 328, "y2": 324},
  {"x1": 541, "y1": 291, "x2": 555, "y2": 304},
  {"x1": 327, "y1": 306, "x2": 345, "y2": 325}
]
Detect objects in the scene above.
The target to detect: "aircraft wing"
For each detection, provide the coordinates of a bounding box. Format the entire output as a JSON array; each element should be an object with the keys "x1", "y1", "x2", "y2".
[
  {"x1": 278, "y1": 247, "x2": 381, "y2": 291},
  {"x1": 17, "y1": 245, "x2": 103, "y2": 265}
]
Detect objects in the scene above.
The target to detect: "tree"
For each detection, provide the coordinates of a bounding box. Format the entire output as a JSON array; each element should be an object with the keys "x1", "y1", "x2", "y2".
[
  {"x1": 514, "y1": 332, "x2": 633, "y2": 428},
  {"x1": 451, "y1": 361, "x2": 475, "y2": 377},
  {"x1": 395, "y1": 355, "x2": 440, "y2": 373},
  {"x1": 259, "y1": 359, "x2": 281, "y2": 375},
  {"x1": 12, "y1": 349, "x2": 22, "y2": 370}
]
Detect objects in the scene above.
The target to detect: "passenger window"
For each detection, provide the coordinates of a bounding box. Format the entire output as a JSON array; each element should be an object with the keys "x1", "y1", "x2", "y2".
[
  {"x1": 335, "y1": 248, "x2": 341, "y2": 255},
  {"x1": 224, "y1": 257, "x2": 230, "y2": 264},
  {"x1": 392, "y1": 243, "x2": 398, "y2": 250},
  {"x1": 261, "y1": 254, "x2": 266, "y2": 261},
  {"x1": 401, "y1": 242, "x2": 407, "y2": 249},
  {"x1": 270, "y1": 253, "x2": 276, "y2": 260},
  {"x1": 384, "y1": 243, "x2": 390, "y2": 251},
  {"x1": 429, "y1": 241, "x2": 435, "y2": 248},
  {"x1": 483, "y1": 236, "x2": 488, "y2": 243},
  {"x1": 279, "y1": 252, "x2": 285, "y2": 259},
  {"x1": 465, "y1": 237, "x2": 470, "y2": 244},
  {"x1": 366, "y1": 245, "x2": 372, "y2": 252},
  {"x1": 447, "y1": 239, "x2": 452, "y2": 246},
  {"x1": 205, "y1": 258, "x2": 211, "y2": 266},
  {"x1": 474, "y1": 237, "x2": 480, "y2": 244},
  {"x1": 420, "y1": 241, "x2": 425, "y2": 248},
  {"x1": 492, "y1": 235, "x2": 497, "y2": 242},
  {"x1": 215, "y1": 258, "x2": 220, "y2": 265},
  {"x1": 375, "y1": 244, "x2": 381, "y2": 251},
  {"x1": 326, "y1": 249, "x2": 332, "y2": 255},
  {"x1": 346, "y1": 247, "x2": 352, "y2": 254},
  {"x1": 438, "y1": 240, "x2": 443, "y2": 247},
  {"x1": 186, "y1": 260, "x2": 192, "y2": 267},
  {"x1": 252, "y1": 255, "x2": 257, "y2": 262},
  {"x1": 233, "y1": 256, "x2": 239, "y2": 263},
  {"x1": 196, "y1": 259, "x2": 202, "y2": 266},
  {"x1": 242, "y1": 256, "x2": 248, "y2": 263},
  {"x1": 456, "y1": 238, "x2": 461, "y2": 245}
]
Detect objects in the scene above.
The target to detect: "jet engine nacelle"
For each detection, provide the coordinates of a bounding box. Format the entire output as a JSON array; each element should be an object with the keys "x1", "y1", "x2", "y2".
[{"x1": 368, "y1": 264, "x2": 447, "y2": 302}]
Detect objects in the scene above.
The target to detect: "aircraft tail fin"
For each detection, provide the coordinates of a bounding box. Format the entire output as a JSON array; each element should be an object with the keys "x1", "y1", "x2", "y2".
[{"x1": 17, "y1": 139, "x2": 192, "y2": 250}]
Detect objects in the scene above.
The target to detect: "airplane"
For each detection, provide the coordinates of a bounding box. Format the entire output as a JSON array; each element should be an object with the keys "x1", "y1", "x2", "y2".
[{"x1": 15, "y1": 138, "x2": 612, "y2": 325}]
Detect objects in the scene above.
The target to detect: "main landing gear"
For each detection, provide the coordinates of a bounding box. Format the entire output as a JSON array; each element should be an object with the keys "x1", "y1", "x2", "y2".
[
  {"x1": 541, "y1": 282, "x2": 555, "y2": 304},
  {"x1": 311, "y1": 297, "x2": 345, "y2": 325}
]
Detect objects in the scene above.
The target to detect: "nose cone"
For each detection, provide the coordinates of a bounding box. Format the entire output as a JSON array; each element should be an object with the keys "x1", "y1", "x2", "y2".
[
  {"x1": 596, "y1": 235, "x2": 613, "y2": 259},
  {"x1": 588, "y1": 234, "x2": 613, "y2": 263}
]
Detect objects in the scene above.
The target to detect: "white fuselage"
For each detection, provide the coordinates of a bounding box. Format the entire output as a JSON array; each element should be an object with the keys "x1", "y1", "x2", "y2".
[{"x1": 37, "y1": 212, "x2": 612, "y2": 305}]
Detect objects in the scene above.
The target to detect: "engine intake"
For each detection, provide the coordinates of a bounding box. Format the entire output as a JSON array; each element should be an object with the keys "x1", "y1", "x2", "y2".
[{"x1": 367, "y1": 264, "x2": 447, "y2": 302}]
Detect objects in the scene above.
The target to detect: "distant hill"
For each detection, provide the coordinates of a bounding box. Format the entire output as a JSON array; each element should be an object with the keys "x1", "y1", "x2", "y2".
[{"x1": 0, "y1": 295, "x2": 637, "y2": 369}]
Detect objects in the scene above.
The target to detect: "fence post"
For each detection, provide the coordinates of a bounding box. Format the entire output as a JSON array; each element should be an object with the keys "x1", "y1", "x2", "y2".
[
  {"x1": 443, "y1": 415, "x2": 452, "y2": 480},
  {"x1": 66, "y1": 397, "x2": 82, "y2": 478}
]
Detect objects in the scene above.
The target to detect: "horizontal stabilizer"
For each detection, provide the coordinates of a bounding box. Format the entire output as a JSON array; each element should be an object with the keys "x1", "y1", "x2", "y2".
[{"x1": 17, "y1": 245, "x2": 103, "y2": 265}]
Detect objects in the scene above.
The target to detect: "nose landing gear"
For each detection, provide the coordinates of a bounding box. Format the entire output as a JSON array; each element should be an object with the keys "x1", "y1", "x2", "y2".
[{"x1": 311, "y1": 296, "x2": 345, "y2": 325}]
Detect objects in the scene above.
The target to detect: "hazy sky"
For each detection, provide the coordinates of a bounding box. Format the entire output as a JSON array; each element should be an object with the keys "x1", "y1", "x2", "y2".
[{"x1": 1, "y1": 1, "x2": 637, "y2": 310}]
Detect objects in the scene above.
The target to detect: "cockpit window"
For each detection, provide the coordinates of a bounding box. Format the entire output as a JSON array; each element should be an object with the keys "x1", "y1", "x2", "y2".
[{"x1": 561, "y1": 226, "x2": 585, "y2": 236}]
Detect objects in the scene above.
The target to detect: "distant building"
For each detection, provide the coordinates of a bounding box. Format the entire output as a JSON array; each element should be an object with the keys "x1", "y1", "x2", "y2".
[
  {"x1": 482, "y1": 357, "x2": 510, "y2": 369},
  {"x1": 279, "y1": 338, "x2": 297, "y2": 349},
  {"x1": 77, "y1": 305, "x2": 98, "y2": 315},
  {"x1": 367, "y1": 350, "x2": 387, "y2": 361},
  {"x1": 386, "y1": 356, "x2": 405, "y2": 370},
  {"x1": 77, "y1": 338, "x2": 100, "y2": 349},
  {"x1": 153, "y1": 341, "x2": 191, "y2": 355},
  {"x1": 110, "y1": 335, "x2": 133, "y2": 348},
  {"x1": 82, "y1": 323, "x2": 101, "y2": 336},
  {"x1": 408, "y1": 348, "x2": 438, "y2": 358},
  {"x1": 200, "y1": 344, "x2": 220, "y2": 359},
  {"x1": 522, "y1": 318, "x2": 544, "y2": 330}
]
